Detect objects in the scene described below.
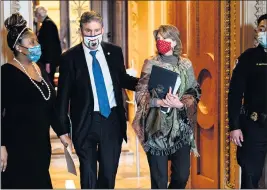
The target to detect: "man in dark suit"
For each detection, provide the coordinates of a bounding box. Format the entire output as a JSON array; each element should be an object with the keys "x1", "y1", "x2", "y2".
[
  {"x1": 34, "y1": 6, "x2": 62, "y2": 86},
  {"x1": 56, "y1": 11, "x2": 139, "y2": 189}
]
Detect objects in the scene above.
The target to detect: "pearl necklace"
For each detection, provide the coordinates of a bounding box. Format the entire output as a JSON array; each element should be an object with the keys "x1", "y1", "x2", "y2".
[{"x1": 13, "y1": 58, "x2": 51, "y2": 101}]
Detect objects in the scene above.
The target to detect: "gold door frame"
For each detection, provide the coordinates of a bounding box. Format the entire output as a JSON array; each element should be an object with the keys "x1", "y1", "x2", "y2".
[
  {"x1": 220, "y1": 1, "x2": 241, "y2": 189},
  {"x1": 127, "y1": 0, "x2": 243, "y2": 188}
]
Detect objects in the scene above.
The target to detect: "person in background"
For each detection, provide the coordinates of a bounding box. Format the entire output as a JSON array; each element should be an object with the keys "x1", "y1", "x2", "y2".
[
  {"x1": 1, "y1": 13, "x2": 71, "y2": 188},
  {"x1": 56, "y1": 11, "x2": 139, "y2": 189},
  {"x1": 228, "y1": 13, "x2": 267, "y2": 189},
  {"x1": 34, "y1": 6, "x2": 62, "y2": 86},
  {"x1": 132, "y1": 25, "x2": 201, "y2": 189}
]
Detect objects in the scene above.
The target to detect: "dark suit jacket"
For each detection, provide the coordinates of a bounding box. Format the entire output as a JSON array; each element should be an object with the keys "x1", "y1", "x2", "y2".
[
  {"x1": 37, "y1": 16, "x2": 62, "y2": 68},
  {"x1": 56, "y1": 42, "x2": 138, "y2": 150}
]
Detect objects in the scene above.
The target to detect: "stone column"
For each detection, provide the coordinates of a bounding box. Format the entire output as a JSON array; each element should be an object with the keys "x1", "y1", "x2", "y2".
[
  {"x1": 112, "y1": 0, "x2": 127, "y2": 64},
  {"x1": 0, "y1": 0, "x2": 33, "y2": 65},
  {"x1": 0, "y1": 0, "x2": 5, "y2": 65},
  {"x1": 59, "y1": 1, "x2": 69, "y2": 52},
  {"x1": 90, "y1": 0, "x2": 113, "y2": 42}
]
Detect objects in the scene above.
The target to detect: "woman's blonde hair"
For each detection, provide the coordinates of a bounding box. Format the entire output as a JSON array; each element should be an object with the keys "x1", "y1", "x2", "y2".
[{"x1": 153, "y1": 24, "x2": 182, "y2": 57}]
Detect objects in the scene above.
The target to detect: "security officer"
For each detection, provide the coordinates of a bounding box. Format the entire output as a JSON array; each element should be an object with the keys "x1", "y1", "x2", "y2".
[{"x1": 228, "y1": 13, "x2": 267, "y2": 189}]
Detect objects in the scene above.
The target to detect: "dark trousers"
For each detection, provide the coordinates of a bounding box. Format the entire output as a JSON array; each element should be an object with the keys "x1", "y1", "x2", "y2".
[
  {"x1": 75, "y1": 108, "x2": 123, "y2": 189},
  {"x1": 237, "y1": 117, "x2": 267, "y2": 189},
  {"x1": 146, "y1": 145, "x2": 191, "y2": 189}
]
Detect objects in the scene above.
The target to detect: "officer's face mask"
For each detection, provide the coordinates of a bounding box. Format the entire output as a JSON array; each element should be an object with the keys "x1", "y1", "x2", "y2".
[
  {"x1": 83, "y1": 33, "x2": 103, "y2": 50},
  {"x1": 257, "y1": 32, "x2": 267, "y2": 48}
]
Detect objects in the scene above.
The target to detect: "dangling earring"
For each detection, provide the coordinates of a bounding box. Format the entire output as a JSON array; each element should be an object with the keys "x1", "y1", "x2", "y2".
[
  {"x1": 172, "y1": 41, "x2": 177, "y2": 51},
  {"x1": 16, "y1": 47, "x2": 22, "y2": 53}
]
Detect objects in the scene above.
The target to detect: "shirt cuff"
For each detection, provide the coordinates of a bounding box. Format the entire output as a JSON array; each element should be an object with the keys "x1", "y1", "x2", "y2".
[{"x1": 150, "y1": 98, "x2": 160, "y2": 107}]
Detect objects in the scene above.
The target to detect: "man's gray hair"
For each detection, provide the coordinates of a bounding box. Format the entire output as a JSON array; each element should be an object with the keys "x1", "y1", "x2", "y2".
[
  {"x1": 79, "y1": 11, "x2": 103, "y2": 28},
  {"x1": 34, "y1": 6, "x2": 48, "y2": 18}
]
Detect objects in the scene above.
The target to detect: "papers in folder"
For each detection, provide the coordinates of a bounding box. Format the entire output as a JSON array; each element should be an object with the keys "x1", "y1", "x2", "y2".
[
  {"x1": 64, "y1": 146, "x2": 77, "y2": 175},
  {"x1": 148, "y1": 65, "x2": 181, "y2": 114}
]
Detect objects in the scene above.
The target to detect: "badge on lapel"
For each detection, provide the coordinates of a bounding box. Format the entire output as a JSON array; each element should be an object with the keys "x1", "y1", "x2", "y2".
[{"x1": 233, "y1": 59, "x2": 239, "y2": 69}]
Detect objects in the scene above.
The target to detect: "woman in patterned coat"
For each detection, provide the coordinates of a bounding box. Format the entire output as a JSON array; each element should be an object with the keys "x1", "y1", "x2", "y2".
[{"x1": 132, "y1": 25, "x2": 201, "y2": 189}]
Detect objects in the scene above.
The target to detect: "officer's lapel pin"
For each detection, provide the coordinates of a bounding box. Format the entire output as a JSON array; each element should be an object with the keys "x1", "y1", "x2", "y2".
[{"x1": 233, "y1": 59, "x2": 239, "y2": 69}]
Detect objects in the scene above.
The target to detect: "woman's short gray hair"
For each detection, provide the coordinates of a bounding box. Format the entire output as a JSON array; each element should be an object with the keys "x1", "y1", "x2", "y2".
[{"x1": 153, "y1": 25, "x2": 182, "y2": 57}]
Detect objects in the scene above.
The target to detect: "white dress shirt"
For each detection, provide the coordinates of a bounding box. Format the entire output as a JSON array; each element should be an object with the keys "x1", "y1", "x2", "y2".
[{"x1": 82, "y1": 43, "x2": 117, "y2": 111}]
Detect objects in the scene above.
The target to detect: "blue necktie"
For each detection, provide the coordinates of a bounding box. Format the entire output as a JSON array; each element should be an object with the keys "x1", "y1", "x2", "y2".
[{"x1": 90, "y1": 51, "x2": 111, "y2": 118}]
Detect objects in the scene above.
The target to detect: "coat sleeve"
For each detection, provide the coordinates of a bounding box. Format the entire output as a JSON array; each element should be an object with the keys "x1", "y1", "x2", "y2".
[
  {"x1": 117, "y1": 47, "x2": 139, "y2": 91},
  {"x1": 228, "y1": 54, "x2": 250, "y2": 131},
  {"x1": 55, "y1": 54, "x2": 74, "y2": 135},
  {"x1": 1, "y1": 69, "x2": 8, "y2": 146}
]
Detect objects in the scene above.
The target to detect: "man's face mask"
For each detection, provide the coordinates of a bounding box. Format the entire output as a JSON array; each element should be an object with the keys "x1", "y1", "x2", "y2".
[
  {"x1": 258, "y1": 31, "x2": 267, "y2": 48},
  {"x1": 83, "y1": 33, "x2": 103, "y2": 49}
]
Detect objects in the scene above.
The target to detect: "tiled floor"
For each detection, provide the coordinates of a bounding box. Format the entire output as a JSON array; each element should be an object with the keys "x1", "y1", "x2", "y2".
[{"x1": 49, "y1": 129, "x2": 151, "y2": 189}]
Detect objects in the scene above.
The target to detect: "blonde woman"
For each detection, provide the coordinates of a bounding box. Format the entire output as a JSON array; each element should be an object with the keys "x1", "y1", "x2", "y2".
[{"x1": 133, "y1": 25, "x2": 201, "y2": 189}]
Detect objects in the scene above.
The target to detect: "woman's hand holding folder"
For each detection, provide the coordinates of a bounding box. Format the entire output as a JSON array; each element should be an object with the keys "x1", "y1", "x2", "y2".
[{"x1": 158, "y1": 87, "x2": 184, "y2": 109}]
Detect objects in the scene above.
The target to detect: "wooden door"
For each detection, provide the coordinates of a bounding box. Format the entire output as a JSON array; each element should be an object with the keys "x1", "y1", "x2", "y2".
[{"x1": 174, "y1": 1, "x2": 220, "y2": 188}]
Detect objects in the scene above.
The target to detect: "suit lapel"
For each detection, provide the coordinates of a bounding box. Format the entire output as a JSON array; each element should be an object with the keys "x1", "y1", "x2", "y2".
[
  {"x1": 76, "y1": 43, "x2": 87, "y2": 64},
  {"x1": 76, "y1": 43, "x2": 94, "y2": 103},
  {"x1": 101, "y1": 42, "x2": 118, "y2": 85}
]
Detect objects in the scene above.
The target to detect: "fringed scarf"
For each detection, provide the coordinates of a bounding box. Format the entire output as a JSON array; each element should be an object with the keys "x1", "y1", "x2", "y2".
[{"x1": 132, "y1": 56, "x2": 201, "y2": 156}]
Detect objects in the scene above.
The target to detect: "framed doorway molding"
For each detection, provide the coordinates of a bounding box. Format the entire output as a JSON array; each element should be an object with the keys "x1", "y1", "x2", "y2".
[{"x1": 220, "y1": 1, "x2": 241, "y2": 189}]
